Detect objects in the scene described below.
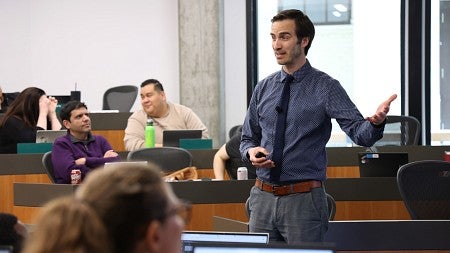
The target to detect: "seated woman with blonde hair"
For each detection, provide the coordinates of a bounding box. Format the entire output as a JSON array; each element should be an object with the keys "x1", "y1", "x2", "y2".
[{"x1": 22, "y1": 196, "x2": 111, "y2": 253}]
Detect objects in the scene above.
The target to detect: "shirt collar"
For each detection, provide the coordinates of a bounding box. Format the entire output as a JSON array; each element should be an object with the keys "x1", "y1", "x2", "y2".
[
  {"x1": 281, "y1": 59, "x2": 312, "y2": 83},
  {"x1": 69, "y1": 132, "x2": 95, "y2": 144}
]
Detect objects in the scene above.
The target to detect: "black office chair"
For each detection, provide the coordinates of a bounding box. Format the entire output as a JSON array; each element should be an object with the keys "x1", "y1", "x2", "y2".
[
  {"x1": 127, "y1": 147, "x2": 193, "y2": 173},
  {"x1": 228, "y1": 125, "x2": 242, "y2": 138},
  {"x1": 397, "y1": 160, "x2": 450, "y2": 219},
  {"x1": 102, "y1": 85, "x2": 138, "y2": 112},
  {"x1": 373, "y1": 115, "x2": 421, "y2": 146},
  {"x1": 42, "y1": 151, "x2": 56, "y2": 183},
  {"x1": 326, "y1": 193, "x2": 336, "y2": 221}
]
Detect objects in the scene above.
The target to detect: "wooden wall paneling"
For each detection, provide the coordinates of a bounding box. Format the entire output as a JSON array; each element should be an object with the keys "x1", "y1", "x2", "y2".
[
  {"x1": 92, "y1": 130, "x2": 125, "y2": 152},
  {"x1": 0, "y1": 174, "x2": 50, "y2": 222}
]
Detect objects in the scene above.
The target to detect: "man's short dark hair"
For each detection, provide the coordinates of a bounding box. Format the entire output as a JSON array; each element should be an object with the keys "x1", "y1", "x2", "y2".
[
  {"x1": 141, "y1": 79, "x2": 164, "y2": 92},
  {"x1": 59, "y1": 101, "x2": 88, "y2": 122},
  {"x1": 271, "y1": 9, "x2": 315, "y2": 55}
]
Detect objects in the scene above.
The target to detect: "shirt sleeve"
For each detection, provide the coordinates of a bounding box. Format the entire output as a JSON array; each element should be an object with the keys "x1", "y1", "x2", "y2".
[
  {"x1": 325, "y1": 80, "x2": 384, "y2": 147},
  {"x1": 183, "y1": 108, "x2": 209, "y2": 139},
  {"x1": 124, "y1": 111, "x2": 146, "y2": 151}
]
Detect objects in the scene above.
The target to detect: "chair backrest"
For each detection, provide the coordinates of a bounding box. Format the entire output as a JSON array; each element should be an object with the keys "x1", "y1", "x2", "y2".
[
  {"x1": 373, "y1": 115, "x2": 421, "y2": 146},
  {"x1": 102, "y1": 85, "x2": 138, "y2": 112},
  {"x1": 397, "y1": 160, "x2": 450, "y2": 219},
  {"x1": 228, "y1": 125, "x2": 242, "y2": 138},
  {"x1": 326, "y1": 193, "x2": 336, "y2": 221},
  {"x1": 127, "y1": 147, "x2": 193, "y2": 173},
  {"x1": 42, "y1": 151, "x2": 56, "y2": 183}
]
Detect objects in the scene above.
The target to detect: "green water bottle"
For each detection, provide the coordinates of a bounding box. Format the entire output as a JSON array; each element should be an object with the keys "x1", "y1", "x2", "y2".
[{"x1": 145, "y1": 118, "x2": 155, "y2": 148}]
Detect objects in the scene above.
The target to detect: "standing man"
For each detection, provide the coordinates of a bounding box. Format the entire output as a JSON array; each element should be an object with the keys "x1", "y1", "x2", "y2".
[
  {"x1": 240, "y1": 9, "x2": 397, "y2": 243},
  {"x1": 124, "y1": 78, "x2": 209, "y2": 151},
  {"x1": 52, "y1": 101, "x2": 120, "y2": 184}
]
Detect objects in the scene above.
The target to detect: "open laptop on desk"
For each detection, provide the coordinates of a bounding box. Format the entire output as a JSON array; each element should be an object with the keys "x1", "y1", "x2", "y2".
[
  {"x1": 358, "y1": 152, "x2": 409, "y2": 177},
  {"x1": 36, "y1": 130, "x2": 67, "y2": 143},
  {"x1": 163, "y1": 130, "x2": 202, "y2": 147},
  {"x1": 0, "y1": 245, "x2": 13, "y2": 253},
  {"x1": 188, "y1": 242, "x2": 334, "y2": 253},
  {"x1": 104, "y1": 161, "x2": 148, "y2": 168},
  {"x1": 181, "y1": 231, "x2": 269, "y2": 253}
]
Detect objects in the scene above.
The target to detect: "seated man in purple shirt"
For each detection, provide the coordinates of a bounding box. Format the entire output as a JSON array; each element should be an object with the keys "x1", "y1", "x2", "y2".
[{"x1": 52, "y1": 101, "x2": 120, "y2": 184}]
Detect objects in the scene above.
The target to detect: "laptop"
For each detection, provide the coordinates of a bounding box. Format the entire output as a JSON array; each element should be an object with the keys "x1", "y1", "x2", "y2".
[
  {"x1": 162, "y1": 130, "x2": 202, "y2": 147},
  {"x1": 0, "y1": 246, "x2": 13, "y2": 253},
  {"x1": 189, "y1": 242, "x2": 334, "y2": 253},
  {"x1": 181, "y1": 231, "x2": 269, "y2": 253},
  {"x1": 104, "y1": 161, "x2": 148, "y2": 168},
  {"x1": 36, "y1": 130, "x2": 67, "y2": 143},
  {"x1": 358, "y1": 152, "x2": 409, "y2": 177}
]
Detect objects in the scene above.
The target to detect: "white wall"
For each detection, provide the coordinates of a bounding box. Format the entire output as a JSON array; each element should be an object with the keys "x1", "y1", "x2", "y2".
[
  {"x1": 0, "y1": 0, "x2": 248, "y2": 142},
  {"x1": 223, "y1": 0, "x2": 248, "y2": 137},
  {"x1": 0, "y1": 0, "x2": 180, "y2": 112}
]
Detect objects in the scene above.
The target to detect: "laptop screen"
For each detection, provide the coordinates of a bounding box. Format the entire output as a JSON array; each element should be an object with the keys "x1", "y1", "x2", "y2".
[
  {"x1": 162, "y1": 130, "x2": 202, "y2": 147},
  {"x1": 190, "y1": 242, "x2": 334, "y2": 253},
  {"x1": 181, "y1": 231, "x2": 269, "y2": 253},
  {"x1": 36, "y1": 130, "x2": 67, "y2": 143},
  {"x1": 104, "y1": 161, "x2": 148, "y2": 168},
  {"x1": 0, "y1": 245, "x2": 13, "y2": 253},
  {"x1": 358, "y1": 152, "x2": 409, "y2": 177}
]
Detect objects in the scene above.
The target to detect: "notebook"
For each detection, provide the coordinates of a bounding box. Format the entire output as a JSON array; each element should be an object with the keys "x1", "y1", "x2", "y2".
[
  {"x1": 35, "y1": 130, "x2": 67, "y2": 143},
  {"x1": 162, "y1": 130, "x2": 202, "y2": 147},
  {"x1": 189, "y1": 242, "x2": 334, "y2": 253},
  {"x1": 181, "y1": 231, "x2": 269, "y2": 253},
  {"x1": 358, "y1": 152, "x2": 409, "y2": 177}
]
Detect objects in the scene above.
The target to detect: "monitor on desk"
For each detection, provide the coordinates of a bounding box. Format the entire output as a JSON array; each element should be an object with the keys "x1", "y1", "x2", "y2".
[
  {"x1": 358, "y1": 152, "x2": 409, "y2": 177},
  {"x1": 163, "y1": 130, "x2": 202, "y2": 147},
  {"x1": 181, "y1": 231, "x2": 269, "y2": 253},
  {"x1": 189, "y1": 242, "x2": 334, "y2": 253}
]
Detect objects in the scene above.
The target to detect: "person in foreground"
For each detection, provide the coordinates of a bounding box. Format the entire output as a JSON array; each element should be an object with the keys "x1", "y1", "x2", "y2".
[
  {"x1": 124, "y1": 78, "x2": 209, "y2": 150},
  {"x1": 75, "y1": 163, "x2": 190, "y2": 253},
  {"x1": 0, "y1": 213, "x2": 28, "y2": 253},
  {"x1": 240, "y1": 9, "x2": 397, "y2": 243},
  {"x1": 0, "y1": 87, "x2": 62, "y2": 154},
  {"x1": 52, "y1": 101, "x2": 120, "y2": 183},
  {"x1": 21, "y1": 197, "x2": 111, "y2": 253}
]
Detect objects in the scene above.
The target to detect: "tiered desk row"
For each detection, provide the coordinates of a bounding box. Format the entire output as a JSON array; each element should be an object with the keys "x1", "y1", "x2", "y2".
[{"x1": 1, "y1": 113, "x2": 450, "y2": 252}]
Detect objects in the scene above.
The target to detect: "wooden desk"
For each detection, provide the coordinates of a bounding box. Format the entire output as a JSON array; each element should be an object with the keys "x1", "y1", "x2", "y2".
[
  {"x1": 14, "y1": 178, "x2": 408, "y2": 230},
  {"x1": 212, "y1": 217, "x2": 450, "y2": 251},
  {"x1": 4, "y1": 145, "x2": 450, "y2": 230}
]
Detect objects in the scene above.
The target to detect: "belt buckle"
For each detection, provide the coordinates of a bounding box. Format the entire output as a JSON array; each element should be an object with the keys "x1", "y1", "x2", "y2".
[{"x1": 272, "y1": 185, "x2": 280, "y2": 196}]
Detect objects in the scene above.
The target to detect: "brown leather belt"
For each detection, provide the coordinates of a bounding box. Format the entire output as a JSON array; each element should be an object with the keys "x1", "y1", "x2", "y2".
[{"x1": 255, "y1": 178, "x2": 322, "y2": 196}]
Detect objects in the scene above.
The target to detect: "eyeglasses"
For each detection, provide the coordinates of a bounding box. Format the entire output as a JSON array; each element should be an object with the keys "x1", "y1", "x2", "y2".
[{"x1": 164, "y1": 200, "x2": 192, "y2": 224}]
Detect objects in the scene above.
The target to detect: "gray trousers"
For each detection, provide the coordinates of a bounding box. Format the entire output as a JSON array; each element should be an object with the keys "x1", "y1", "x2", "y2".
[{"x1": 248, "y1": 185, "x2": 329, "y2": 243}]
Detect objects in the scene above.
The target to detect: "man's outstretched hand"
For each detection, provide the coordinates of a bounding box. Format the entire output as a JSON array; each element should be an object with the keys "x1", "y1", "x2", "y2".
[{"x1": 366, "y1": 94, "x2": 398, "y2": 125}]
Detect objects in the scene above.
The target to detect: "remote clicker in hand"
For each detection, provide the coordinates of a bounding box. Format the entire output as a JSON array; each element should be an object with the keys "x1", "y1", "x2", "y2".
[{"x1": 255, "y1": 152, "x2": 266, "y2": 158}]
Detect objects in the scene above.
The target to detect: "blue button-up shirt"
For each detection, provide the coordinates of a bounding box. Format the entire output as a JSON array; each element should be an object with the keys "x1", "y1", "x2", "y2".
[{"x1": 240, "y1": 60, "x2": 384, "y2": 183}]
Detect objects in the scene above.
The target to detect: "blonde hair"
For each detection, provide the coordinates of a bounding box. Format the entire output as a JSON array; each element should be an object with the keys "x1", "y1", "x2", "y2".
[
  {"x1": 22, "y1": 196, "x2": 111, "y2": 253},
  {"x1": 76, "y1": 163, "x2": 168, "y2": 253}
]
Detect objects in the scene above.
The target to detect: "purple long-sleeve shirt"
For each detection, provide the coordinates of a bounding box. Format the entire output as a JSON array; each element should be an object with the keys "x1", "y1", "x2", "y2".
[{"x1": 52, "y1": 133, "x2": 120, "y2": 184}]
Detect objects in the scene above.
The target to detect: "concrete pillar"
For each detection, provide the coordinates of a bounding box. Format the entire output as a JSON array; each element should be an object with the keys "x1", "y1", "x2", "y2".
[{"x1": 179, "y1": 0, "x2": 223, "y2": 148}]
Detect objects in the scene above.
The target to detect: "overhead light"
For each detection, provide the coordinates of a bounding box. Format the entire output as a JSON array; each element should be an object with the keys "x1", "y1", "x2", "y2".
[
  {"x1": 332, "y1": 11, "x2": 342, "y2": 17},
  {"x1": 334, "y1": 4, "x2": 348, "y2": 12}
]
